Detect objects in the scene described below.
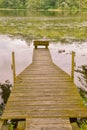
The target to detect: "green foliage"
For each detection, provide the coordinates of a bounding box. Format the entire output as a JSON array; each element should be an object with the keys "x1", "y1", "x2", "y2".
[
  {"x1": 77, "y1": 118, "x2": 87, "y2": 130},
  {"x1": 8, "y1": 123, "x2": 14, "y2": 130},
  {"x1": 0, "y1": 0, "x2": 27, "y2": 9},
  {"x1": 76, "y1": 65, "x2": 87, "y2": 130},
  {"x1": 0, "y1": 81, "x2": 12, "y2": 116},
  {"x1": 0, "y1": 0, "x2": 87, "y2": 10},
  {"x1": 0, "y1": 80, "x2": 12, "y2": 104},
  {"x1": 76, "y1": 65, "x2": 87, "y2": 104},
  {"x1": 0, "y1": 11, "x2": 87, "y2": 42},
  {"x1": 76, "y1": 65, "x2": 87, "y2": 89}
]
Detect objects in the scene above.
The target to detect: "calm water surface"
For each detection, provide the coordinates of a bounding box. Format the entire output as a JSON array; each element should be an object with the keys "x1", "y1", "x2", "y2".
[
  {"x1": 0, "y1": 35, "x2": 33, "y2": 83},
  {"x1": 0, "y1": 35, "x2": 87, "y2": 92}
]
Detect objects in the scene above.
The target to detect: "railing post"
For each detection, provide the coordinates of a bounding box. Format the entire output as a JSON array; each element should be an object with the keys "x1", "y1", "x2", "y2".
[
  {"x1": 71, "y1": 51, "x2": 75, "y2": 82},
  {"x1": 12, "y1": 52, "x2": 16, "y2": 84}
]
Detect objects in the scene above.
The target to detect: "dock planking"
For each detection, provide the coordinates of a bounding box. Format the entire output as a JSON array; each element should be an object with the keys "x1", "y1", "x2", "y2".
[
  {"x1": 1, "y1": 45, "x2": 87, "y2": 129},
  {"x1": 25, "y1": 118, "x2": 73, "y2": 130},
  {"x1": 0, "y1": 120, "x2": 3, "y2": 130}
]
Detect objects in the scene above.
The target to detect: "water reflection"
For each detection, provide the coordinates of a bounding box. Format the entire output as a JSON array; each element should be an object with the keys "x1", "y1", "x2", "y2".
[
  {"x1": 0, "y1": 35, "x2": 33, "y2": 83},
  {"x1": 0, "y1": 9, "x2": 27, "y2": 17},
  {"x1": 0, "y1": 10, "x2": 87, "y2": 17},
  {"x1": 0, "y1": 35, "x2": 87, "y2": 91},
  {"x1": 49, "y1": 42, "x2": 87, "y2": 90}
]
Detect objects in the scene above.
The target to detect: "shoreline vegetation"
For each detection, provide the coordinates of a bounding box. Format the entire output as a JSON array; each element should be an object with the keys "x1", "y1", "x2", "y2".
[
  {"x1": 0, "y1": 10, "x2": 87, "y2": 43},
  {"x1": 0, "y1": 0, "x2": 87, "y2": 11},
  {"x1": 0, "y1": 8, "x2": 87, "y2": 11},
  {"x1": 0, "y1": 81, "x2": 11, "y2": 116},
  {"x1": 0, "y1": 0, "x2": 87, "y2": 15}
]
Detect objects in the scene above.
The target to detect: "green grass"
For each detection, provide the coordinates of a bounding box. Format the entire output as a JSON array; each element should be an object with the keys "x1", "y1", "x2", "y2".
[{"x1": 0, "y1": 12, "x2": 87, "y2": 43}]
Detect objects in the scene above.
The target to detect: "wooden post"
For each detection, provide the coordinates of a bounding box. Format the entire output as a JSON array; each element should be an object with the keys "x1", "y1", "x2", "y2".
[
  {"x1": 12, "y1": 52, "x2": 16, "y2": 84},
  {"x1": 71, "y1": 51, "x2": 75, "y2": 81}
]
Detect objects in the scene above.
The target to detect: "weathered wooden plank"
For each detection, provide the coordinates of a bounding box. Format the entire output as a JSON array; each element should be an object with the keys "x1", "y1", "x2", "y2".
[
  {"x1": 71, "y1": 122, "x2": 79, "y2": 130},
  {"x1": 14, "y1": 82, "x2": 75, "y2": 87},
  {"x1": 0, "y1": 120, "x2": 3, "y2": 130},
  {"x1": 9, "y1": 92, "x2": 79, "y2": 97},
  {"x1": 2, "y1": 109, "x2": 87, "y2": 120},
  {"x1": 7, "y1": 101, "x2": 83, "y2": 107},
  {"x1": 3, "y1": 105, "x2": 87, "y2": 111},
  {"x1": 17, "y1": 121, "x2": 25, "y2": 130},
  {"x1": 11, "y1": 90, "x2": 78, "y2": 94},
  {"x1": 7, "y1": 95, "x2": 83, "y2": 103},
  {"x1": 5, "y1": 100, "x2": 85, "y2": 107},
  {"x1": 1, "y1": 125, "x2": 9, "y2": 130},
  {"x1": 8, "y1": 99, "x2": 82, "y2": 104},
  {"x1": 2, "y1": 48, "x2": 87, "y2": 123},
  {"x1": 12, "y1": 87, "x2": 77, "y2": 90},
  {"x1": 25, "y1": 118, "x2": 73, "y2": 130}
]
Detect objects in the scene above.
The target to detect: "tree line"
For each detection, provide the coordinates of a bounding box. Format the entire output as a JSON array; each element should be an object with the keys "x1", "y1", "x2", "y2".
[{"x1": 0, "y1": 0, "x2": 87, "y2": 10}]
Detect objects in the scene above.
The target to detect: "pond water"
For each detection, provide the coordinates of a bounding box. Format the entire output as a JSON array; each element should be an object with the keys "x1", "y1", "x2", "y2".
[
  {"x1": 0, "y1": 35, "x2": 33, "y2": 83},
  {"x1": 0, "y1": 10, "x2": 87, "y2": 91},
  {"x1": 0, "y1": 35, "x2": 87, "y2": 92},
  {"x1": 50, "y1": 42, "x2": 87, "y2": 91}
]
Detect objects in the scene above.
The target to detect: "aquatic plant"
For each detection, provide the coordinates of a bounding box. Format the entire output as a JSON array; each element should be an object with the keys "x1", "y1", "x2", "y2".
[
  {"x1": 0, "y1": 11, "x2": 87, "y2": 43},
  {"x1": 0, "y1": 80, "x2": 12, "y2": 115},
  {"x1": 75, "y1": 65, "x2": 87, "y2": 129},
  {"x1": 77, "y1": 118, "x2": 87, "y2": 130},
  {"x1": 0, "y1": 80, "x2": 12, "y2": 104},
  {"x1": 76, "y1": 65, "x2": 87, "y2": 90}
]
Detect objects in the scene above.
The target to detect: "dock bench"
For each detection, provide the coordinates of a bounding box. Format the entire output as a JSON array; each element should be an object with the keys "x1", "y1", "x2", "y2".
[{"x1": 34, "y1": 41, "x2": 49, "y2": 49}]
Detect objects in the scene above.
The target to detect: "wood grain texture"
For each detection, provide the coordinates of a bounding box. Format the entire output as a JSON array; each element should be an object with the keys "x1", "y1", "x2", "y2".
[
  {"x1": 1, "y1": 48, "x2": 87, "y2": 130},
  {"x1": 25, "y1": 118, "x2": 73, "y2": 130},
  {"x1": 0, "y1": 120, "x2": 3, "y2": 129}
]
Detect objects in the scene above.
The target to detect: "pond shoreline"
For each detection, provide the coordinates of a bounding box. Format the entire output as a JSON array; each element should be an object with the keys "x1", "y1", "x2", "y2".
[{"x1": 0, "y1": 11, "x2": 87, "y2": 42}]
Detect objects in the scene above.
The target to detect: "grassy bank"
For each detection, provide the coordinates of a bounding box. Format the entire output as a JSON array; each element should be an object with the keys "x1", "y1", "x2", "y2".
[{"x1": 0, "y1": 12, "x2": 87, "y2": 43}]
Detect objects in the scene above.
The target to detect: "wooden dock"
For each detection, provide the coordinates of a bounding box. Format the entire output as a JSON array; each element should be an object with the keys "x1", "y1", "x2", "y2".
[{"x1": 1, "y1": 44, "x2": 87, "y2": 129}]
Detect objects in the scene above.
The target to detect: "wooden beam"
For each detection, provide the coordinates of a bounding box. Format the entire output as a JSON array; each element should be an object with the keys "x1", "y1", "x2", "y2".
[
  {"x1": 71, "y1": 51, "x2": 75, "y2": 82},
  {"x1": 25, "y1": 118, "x2": 73, "y2": 130},
  {"x1": 17, "y1": 121, "x2": 25, "y2": 130},
  {"x1": 34, "y1": 41, "x2": 49, "y2": 49},
  {"x1": 12, "y1": 52, "x2": 16, "y2": 84},
  {"x1": 0, "y1": 120, "x2": 3, "y2": 129}
]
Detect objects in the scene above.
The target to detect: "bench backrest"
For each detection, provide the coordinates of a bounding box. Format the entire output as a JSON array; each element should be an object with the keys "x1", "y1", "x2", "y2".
[{"x1": 34, "y1": 41, "x2": 49, "y2": 49}]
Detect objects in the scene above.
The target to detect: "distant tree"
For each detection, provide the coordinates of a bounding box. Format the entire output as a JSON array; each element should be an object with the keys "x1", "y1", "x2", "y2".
[
  {"x1": 0, "y1": 0, "x2": 87, "y2": 10},
  {"x1": 27, "y1": 0, "x2": 42, "y2": 10},
  {"x1": 19, "y1": 0, "x2": 27, "y2": 8},
  {"x1": 0, "y1": 0, "x2": 27, "y2": 9}
]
